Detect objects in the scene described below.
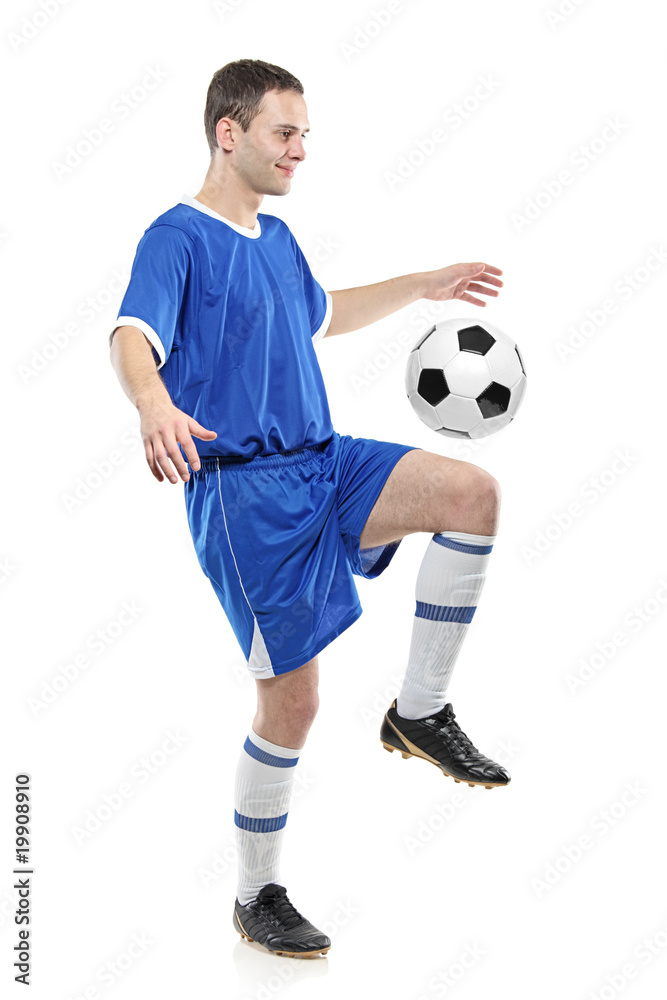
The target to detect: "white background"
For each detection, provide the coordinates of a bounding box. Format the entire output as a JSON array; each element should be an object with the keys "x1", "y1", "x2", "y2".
[{"x1": 2, "y1": 0, "x2": 666, "y2": 997}]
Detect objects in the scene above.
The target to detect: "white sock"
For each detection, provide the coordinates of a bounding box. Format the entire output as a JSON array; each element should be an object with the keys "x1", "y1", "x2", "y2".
[
  {"x1": 234, "y1": 728, "x2": 301, "y2": 905},
  {"x1": 396, "y1": 530, "x2": 495, "y2": 720}
]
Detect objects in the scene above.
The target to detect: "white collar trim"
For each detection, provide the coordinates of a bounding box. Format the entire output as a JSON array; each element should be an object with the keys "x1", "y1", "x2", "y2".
[{"x1": 179, "y1": 193, "x2": 261, "y2": 238}]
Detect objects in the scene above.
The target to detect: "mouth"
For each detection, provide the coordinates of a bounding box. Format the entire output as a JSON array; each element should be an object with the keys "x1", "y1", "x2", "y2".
[{"x1": 277, "y1": 165, "x2": 294, "y2": 177}]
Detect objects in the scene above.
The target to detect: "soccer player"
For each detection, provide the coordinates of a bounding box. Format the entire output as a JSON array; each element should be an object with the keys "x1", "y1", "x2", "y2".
[{"x1": 109, "y1": 58, "x2": 509, "y2": 959}]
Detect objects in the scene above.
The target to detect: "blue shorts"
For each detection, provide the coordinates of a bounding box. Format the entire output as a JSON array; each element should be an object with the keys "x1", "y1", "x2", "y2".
[{"x1": 184, "y1": 430, "x2": 420, "y2": 679}]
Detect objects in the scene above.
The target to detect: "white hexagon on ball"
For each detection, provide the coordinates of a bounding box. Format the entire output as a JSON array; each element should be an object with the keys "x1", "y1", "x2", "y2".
[
  {"x1": 444, "y1": 352, "x2": 493, "y2": 398},
  {"x1": 484, "y1": 340, "x2": 522, "y2": 388},
  {"x1": 407, "y1": 391, "x2": 441, "y2": 430},
  {"x1": 418, "y1": 326, "x2": 460, "y2": 371},
  {"x1": 434, "y1": 394, "x2": 483, "y2": 433},
  {"x1": 507, "y1": 373, "x2": 527, "y2": 416},
  {"x1": 405, "y1": 350, "x2": 422, "y2": 395}
]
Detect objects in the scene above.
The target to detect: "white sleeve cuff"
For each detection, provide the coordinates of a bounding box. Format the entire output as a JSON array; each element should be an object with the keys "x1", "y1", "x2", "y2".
[
  {"x1": 312, "y1": 291, "x2": 333, "y2": 344},
  {"x1": 110, "y1": 316, "x2": 166, "y2": 369}
]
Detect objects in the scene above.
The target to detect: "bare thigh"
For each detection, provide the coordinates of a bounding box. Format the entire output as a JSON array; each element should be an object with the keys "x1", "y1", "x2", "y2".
[{"x1": 359, "y1": 449, "x2": 501, "y2": 549}]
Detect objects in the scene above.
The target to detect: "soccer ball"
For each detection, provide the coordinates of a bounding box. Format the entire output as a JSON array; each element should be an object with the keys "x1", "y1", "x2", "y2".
[{"x1": 405, "y1": 318, "x2": 527, "y2": 438}]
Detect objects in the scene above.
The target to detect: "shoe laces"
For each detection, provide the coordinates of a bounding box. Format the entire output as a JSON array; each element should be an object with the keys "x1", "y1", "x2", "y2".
[
  {"x1": 258, "y1": 887, "x2": 305, "y2": 929},
  {"x1": 437, "y1": 709, "x2": 480, "y2": 755}
]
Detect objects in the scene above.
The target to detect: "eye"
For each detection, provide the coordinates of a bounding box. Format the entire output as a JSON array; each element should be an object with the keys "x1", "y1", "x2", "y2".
[{"x1": 279, "y1": 131, "x2": 308, "y2": 140}]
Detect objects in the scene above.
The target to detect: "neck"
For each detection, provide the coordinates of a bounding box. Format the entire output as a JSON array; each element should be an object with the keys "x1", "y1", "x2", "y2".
[{"x1": 194, "y1": 166, "x2": 262, "y2": 230}]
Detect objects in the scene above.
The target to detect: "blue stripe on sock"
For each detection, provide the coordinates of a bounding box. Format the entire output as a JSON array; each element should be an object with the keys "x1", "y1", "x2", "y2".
[
  {"x1": 243, "y1": 736, "x2": 299, "y2": 768},
  {"x1": 415, "y1": 601, "x2": 477, "y2": 623},
  {"x1": 234, "y1": 810, "x2": 288, "y2": 833},
  {"x1": 433, "y1": 534, "x2": 493, "y2": 555}
]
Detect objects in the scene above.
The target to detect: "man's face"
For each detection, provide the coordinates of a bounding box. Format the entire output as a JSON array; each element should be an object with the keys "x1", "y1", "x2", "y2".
[{"x1": 222, "y1": 89, "x2": 310, "y2": 196}]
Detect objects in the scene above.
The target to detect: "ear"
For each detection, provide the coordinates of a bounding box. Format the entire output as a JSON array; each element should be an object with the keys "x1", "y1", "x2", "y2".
[{"x1": 215, "y1": 117, "x2": 236, "y2": 152}]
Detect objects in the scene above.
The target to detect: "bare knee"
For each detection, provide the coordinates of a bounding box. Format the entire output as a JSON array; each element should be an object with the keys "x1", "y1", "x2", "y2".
[
  {"x1": 286, "y1": 690, "x2": 320, "y2": 729},
  {"x1": 473, "y1": 468, "x2": 501, "y2": 520},
  {"x1": 443, "y1": 466, "x2": 501, "y2": 535},
  {"x1": 253, "y1": 660, "x2": 320, "y2": 747},
  {"x1": 254, "y1": 693, "x2": 318, "y2": 748}
]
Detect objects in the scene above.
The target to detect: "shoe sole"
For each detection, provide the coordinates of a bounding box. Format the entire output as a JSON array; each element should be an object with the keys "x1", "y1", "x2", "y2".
[
  {"x1": 381, "y1": 715, "x2": 508, "y2": 789},
  {"x1": 233, "y1": 909, "x2": 330, "y2": 958}
]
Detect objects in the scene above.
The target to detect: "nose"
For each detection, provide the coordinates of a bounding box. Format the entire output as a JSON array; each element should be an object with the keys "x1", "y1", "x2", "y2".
[{"x1": 288, "y1": 135, "x2": 307, "y2": 162}]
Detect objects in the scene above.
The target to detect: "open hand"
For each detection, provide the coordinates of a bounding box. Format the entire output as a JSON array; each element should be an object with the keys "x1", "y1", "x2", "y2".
[
  {"x1": 420, "y1": 262, "x2": 503, "y2": 306},
  {"x1": 140, "y1": 399, "x2": 217, "y2": 484}
]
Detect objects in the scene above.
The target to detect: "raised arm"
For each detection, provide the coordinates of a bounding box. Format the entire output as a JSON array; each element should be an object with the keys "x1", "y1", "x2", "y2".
[
  {"x1": 324, "y1": 263, "x2": 503, "y2": 337},
  {"x1": 110, "y1": 325, "x2": 216, "y2": 483}
]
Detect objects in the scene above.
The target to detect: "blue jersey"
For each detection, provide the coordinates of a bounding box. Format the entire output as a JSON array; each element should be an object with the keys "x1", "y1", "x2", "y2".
[{"x1": 112, "y1": 193, "x2": 334, "y2": 459}]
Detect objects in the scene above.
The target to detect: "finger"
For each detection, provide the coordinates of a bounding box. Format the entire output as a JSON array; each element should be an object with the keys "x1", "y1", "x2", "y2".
[
  {"x1": 177, "y1": 429, "x2": 203, "y2": 472},
  {"x1": 189, "y1": 419, "x2": 217, "y2": 440},
  {"x1": 480, "y1": 263, "x2": 503, "y2": 276},
  {"x1": 163, "y1": 437, "x2": 192, "y2": 481},
  {"x1": 153, "y1": 441, "x2": 181, "y2": 484},
  {"x1": 144, "y1": 440, "x2": 164, "y2": 482},
  {"x1": 459, "y1": 292, "x2": 486, "y2": 307},
  {"x1": 478, "y1": 272, "x2": 504, "y2": 288},
  {"x1": 466, "y1": 282, "x2": 500, "y2": 296}
]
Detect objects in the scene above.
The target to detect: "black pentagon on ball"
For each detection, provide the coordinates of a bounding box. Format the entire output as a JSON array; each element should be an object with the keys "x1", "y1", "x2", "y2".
[
  {"x1": 458, "y1": 325, "x2": 495, "y2": 355},
  {"x1": 418, "y1": 367, "x2": 449, "y2": 405},
  {"x1": 476, "y1": 381, "x2": 511, "y2": 418}
]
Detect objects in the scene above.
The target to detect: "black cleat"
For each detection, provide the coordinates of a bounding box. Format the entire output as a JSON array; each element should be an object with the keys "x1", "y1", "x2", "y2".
[
  {"x1": 233, "y1": 883, "x2": 331, "y2": 958},
  {"x1": 380, "y1": 698, "x2": 511, "y2": 789}
]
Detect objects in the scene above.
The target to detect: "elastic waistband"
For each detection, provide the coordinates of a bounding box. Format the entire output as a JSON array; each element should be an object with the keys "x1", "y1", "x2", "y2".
[{"x1": 192, "y1": 437, "x2": 332, "y2": 474}]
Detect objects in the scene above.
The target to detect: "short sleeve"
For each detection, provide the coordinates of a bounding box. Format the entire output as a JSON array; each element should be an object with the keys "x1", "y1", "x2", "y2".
[
  {"x1": 286, "y1": 230, "x2": 332, "y2": 344},
  {"x1": 110, "y1": 224, "x2": 194, "y2": 369}
]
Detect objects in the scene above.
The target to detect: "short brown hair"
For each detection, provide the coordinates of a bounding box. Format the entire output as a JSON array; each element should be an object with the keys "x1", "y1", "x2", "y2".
[{"x1": 204, "y1": 58, "x2": 304, "y2": 157}]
